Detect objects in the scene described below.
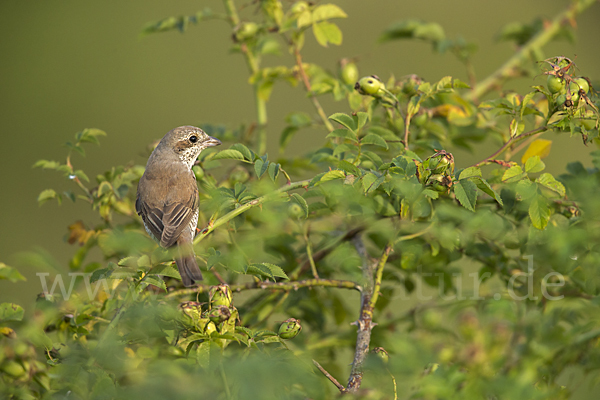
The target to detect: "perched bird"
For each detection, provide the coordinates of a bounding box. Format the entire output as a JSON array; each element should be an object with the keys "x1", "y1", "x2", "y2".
[{"x1": 136, "y1": 126, "x2": 221, "y2": 286}]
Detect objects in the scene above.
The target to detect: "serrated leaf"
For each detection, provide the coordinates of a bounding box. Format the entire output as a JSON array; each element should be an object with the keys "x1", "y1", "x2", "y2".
[
  {"x1": 521, "y1": 139, "x2": 552, "y2": 164},
  {"x1": 312, "y1": 4, "x2": 347, "y2": 22},
  {"x1": 38, "y1": 189, "x2": 60, "y2": 206},
  {"x1": 458, "y1": 167, "x2": 482, "y2": 180},
  {"x1": 32, "y1": 160, "x2": 61, "y2": 170},
  {"x1": 361, "y1": 134, "x2": 388, "y2": 149},
  {"x1": 473, "y1": 177, "x2": 503, "y2": 206},
  {"x1": 520, "y1": 92, "x2": 537, "y2": 119},
  {"x1": 245, "y1": 263, "x2": 288, "y2": 280},
  {"x1": 319, "y1": 170, "x2": 346, "y2": 184},
  {"x1": 338, "y1": 160, "x2": 361, "y2": 177},
  {"x1": 502, "y1": 165, "x2": 525, "y2": 183},
  {"x1": 212, "y1": 149, "x2": 245, "y2": 161},
  {"x1": 290, "y1": 193, "x2": 309, "y2": 218},
  {"x1": 333, "y1": 143, "x2": 356, "y2": 157},
  {"x1": 148, "y1": 264, "x2": 181, "y2": 279},
  {"x1": 254, "y1": 158, "x2": 269, "y2": 178},
  {"x1": 529, "y1": 195, "x2": 550, "y2": 230},
  {"x1": 268, "y1": 162, "x2": 280, "y2": 182},
  {"x1": 144, "y1": 275, "x2": 167, "y2": 291},
  {"x1": 454, "y1": 179, "x2": 477, "y2": 211},
  {"x1": 329, "y1": 113, "x2": 356, "y2": 131},
  {"x1": 90, "y1": 268, "x2": 114, "y2": 283},
  {"x1": 524, "y1": 155, "x2": 545, "y2": 173},
  {"x1": 327, "y1": 128, "x2": 358, "y2": 142},
  {"x1": 312, "y1": 21, "x2": 342, "y2": 47},
  {"x1": 356, "y1": 112, "x2": 369, "y2": 130},
  {"x1": 453, "y1": 78, "x2": 471, "y2": 89},
  {"x1": 362, "y1": 173, "x2": 384, "y2": 194},
  {"x1": 422, "y1": 189, "x2": 439, "y2": 199},
  {"x1": 0, "y1": 303, "x2": 24, "y2": 322},
  {"x1": 230, "y1": 144, "x2": 253, "y2": 161},
  {"x1": 536, "y1": 173, "x2": 566, "y2": 197},
  {"x1": 0, "y1": 263, "x2": 25, "y2": 282},
  {"x1": 74, "y1": 170, "x2": 89, "y2": 183}
]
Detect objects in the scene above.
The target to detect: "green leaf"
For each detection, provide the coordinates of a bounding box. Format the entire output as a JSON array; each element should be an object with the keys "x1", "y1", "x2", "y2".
[
  {"x1": 319, "y1": 170, "x2": 346, "y2": 184},
  {"x1": 362, "y1": 173, "x2": 384, "y2": 194},
  {"x1": 520, "y1": 91, "x2": 537, "y2": 119},
  {"x1": 311, "y1": 4, "x2": 347, "y2": 22},
  {"x1": 361, "y1": 134, "x2": 389, "y2": 149},
  {"x1": 329, "y1": 113, "x2": 356, "y2": 131},
  {"x1": 536, "y1": 173, "x2": 566, "y2": 197},
  {"x1": 38, "y1": 189, "x2": 60, "y2": 206},
  {"x1": 144, "y1": 275, "x2": 167, "y2": 292},
  {"x1": 148, "y1": 264, "x2": 181, "y2": 279},
  {"x1": 290, "y1": 193, "x2": 309, "y2": 219},
  {"x1": 212, "y1": 149, "x2": 245, "y2": 161},
  {"x1": 327, "y1": 128, "x2": 358, "y2": 142},
  {"x1": 254, "y1": 158, "x2": 269, "y2": 178},
  {"x1": 453, "y1": 179, "x2": 477, "y2": 211},
  {"x1": 473, "y1": 178, "x2": 503, "y2": 206},
  {"x1": 524, "y1": 155, "x2": 545, "y2": 173},
  {"x1": 245, "y1": 263, "x2": 289, "y2": 280},
  {"x1": 356, "y1": 112, "x2": 369, "y2": 130},
  {"x1": 74, "y1": 170, "x2": 89, "y2": 183},
  {"x1": 312, "y1": 21, "x2": 342, "y2": 47},
  {"x1": 529, "y1": 195, "x2": 551, "y2": 230},
  {"x1": 268, "y1": 162, "x2": 280, "y2": 182},
  {"x1": 230, "y1": 143, "x2": 253, "y2": 161},
  {"x1": 32, "y1": 160, "x2": 61, "y2": 170},
  {"x1": 90, "y1": 268, "x2": 114, "y2": 283},
  {"x1": 0, "y1": 303, "x2": 24, "y2": 323},
  {"x1": 453, "y1": 78, "x2": 471, "y2": 89},
  {"x1": 0, "y1": 263, "x2": 25, "y2": 282},
  {"x1": 338, "y1": 160, "x2": 361, "y2": 176},
  {"x1": 502, "y1": 165, "x2": 525, "y2": 183},
  {"x1": 458, "y1": 167, "x2": 482, "y2": 180}
]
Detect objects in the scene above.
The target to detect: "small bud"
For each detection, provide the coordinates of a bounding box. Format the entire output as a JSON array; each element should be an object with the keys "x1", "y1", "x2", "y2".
[
  {"x1": 287, "y1": 203, "x2": 304, "y2": 219},
  {"x1": 206, "y1": 305, "x2": 231, "y2": 324},
  {"x1": 340, "y1": 59, "x2": 359, "y2": 85},
  {"x1": 372, "y1": 347, "x2": 389, "y2": 363},
  {"x1": 278, "y1": 318, "x2": 302, "y2": 339},
  {"x1": 209, "y1": 284, "x2": 233, "y2": 308}
]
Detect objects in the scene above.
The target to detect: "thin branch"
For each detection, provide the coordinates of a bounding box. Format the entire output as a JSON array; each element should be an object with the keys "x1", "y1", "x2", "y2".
[
  {"x1": 194, "y1": 180, "x2": 311, "y2": 245},
  {"x1": 312, "y1": 359, "x2": 347, "y2": 393},
  {"x1": 347, "y1": 235, "x2": 376, "y2": 392},
  {"x1": 471, "y1": 126, "x2": 548, "y2": 167},
  {"x1": 466, "y1": 0, "x2": 596, "y2": 101},
  {"x1": 293, "y1": 46, "x2": 335, "y2": 132},
  {"x1": 166, "y1": 278, "x2": 361, "y2": 299},
  {"x1": 368, "y1": 244, "x2": 393, "y2": 310}
]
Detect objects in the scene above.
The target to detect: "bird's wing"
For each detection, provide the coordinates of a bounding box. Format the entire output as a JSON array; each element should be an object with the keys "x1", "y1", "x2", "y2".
[
  {"x1": 136, "y1": 192, "x2": 165, "y2": 241},
  {"x1": 159, "y1": 189, "x2": 199, "y2": 248}
]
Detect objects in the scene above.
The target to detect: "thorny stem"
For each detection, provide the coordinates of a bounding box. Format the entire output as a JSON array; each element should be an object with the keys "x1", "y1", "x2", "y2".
[
  {"x1": 471, "y1": 126, "x2": 548, "y2": 167},
  {"x1": 165, "y1": 278, "x2": 361, "y2": 299},
  {"x1": 194, "y1": 180, "x2": 311, "y2": 245},
  {"x1": 293, "y1": 46, "x2": 335, "y2": 132},
  {"x1": 466, "y1": 0, "x2": 596, "y2": 102}
]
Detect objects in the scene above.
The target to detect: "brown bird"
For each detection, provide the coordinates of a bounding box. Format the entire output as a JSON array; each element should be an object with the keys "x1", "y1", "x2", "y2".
[{"x1": 136, "y1": 126, "x2": 221, "y2": 286}]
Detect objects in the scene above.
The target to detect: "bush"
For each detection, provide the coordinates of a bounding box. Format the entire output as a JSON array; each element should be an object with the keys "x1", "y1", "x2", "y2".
[{"x1": 2, "y1": 0, "x2": 600, "y2": 399}]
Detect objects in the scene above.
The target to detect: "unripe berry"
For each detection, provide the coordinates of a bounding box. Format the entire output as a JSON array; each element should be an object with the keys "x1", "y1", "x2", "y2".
[
  {"x1": 278, "y1": 318, "x2": 302, "y2": 339},
  {"x1": 355, "y1": 75, "x2": 384, "y2": 97},
  {"x1": 209, "y1": 284, "x2": 233, "y2": 308},
  {"x1": 340, "y1": 61, "x2": 359, "y2": 85},
  {"x1": 546, "y1": 75, "x2": 563, "y2": 94}
]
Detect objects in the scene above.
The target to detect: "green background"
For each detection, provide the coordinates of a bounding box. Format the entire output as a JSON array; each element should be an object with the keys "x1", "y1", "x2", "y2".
[{"x1": 0, "y1": 0, "x2": 599, "y2": 306}]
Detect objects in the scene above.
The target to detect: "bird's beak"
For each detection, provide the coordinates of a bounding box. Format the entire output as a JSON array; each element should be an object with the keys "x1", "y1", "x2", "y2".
[{"x1": 206, "y1": 136, "x2": 222, "y2": 147}]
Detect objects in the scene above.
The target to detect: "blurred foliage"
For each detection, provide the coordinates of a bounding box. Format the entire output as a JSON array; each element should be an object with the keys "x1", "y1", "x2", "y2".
[{"x1": 2, "y1": 0, "x2": 600, "y2": 399}]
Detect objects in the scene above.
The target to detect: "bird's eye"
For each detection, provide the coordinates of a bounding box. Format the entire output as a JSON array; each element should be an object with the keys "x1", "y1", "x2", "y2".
[{"x1": 189, "y1": 135, "x2": 198, "y2": 143}]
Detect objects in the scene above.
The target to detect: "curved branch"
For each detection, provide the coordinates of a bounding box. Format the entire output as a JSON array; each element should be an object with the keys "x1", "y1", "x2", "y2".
[
  {"x1": 166, "y1": 278, "x2": 361, "y2": 299},
  {"x1": 194, "y1": 180, "x2": 311, "y2": 245},
  {"x1": 466, "y1": 0, "x2": 596, "y2": 101}
]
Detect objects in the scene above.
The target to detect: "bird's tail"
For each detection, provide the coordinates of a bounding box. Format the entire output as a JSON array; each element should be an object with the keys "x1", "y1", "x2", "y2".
[{"x1": 175, "y1": 239, "x2": 203, "y2": 287}]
